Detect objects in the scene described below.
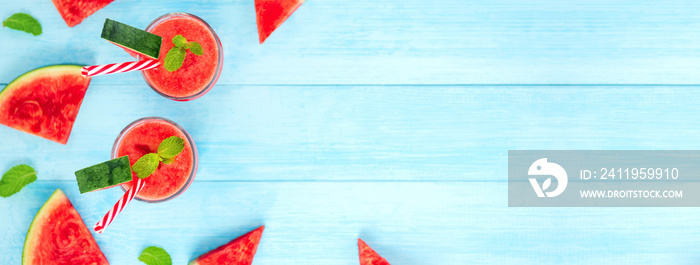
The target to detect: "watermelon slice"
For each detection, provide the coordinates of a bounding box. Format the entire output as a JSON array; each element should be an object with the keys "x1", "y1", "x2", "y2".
[
  {"x1": 23, "y1": 189, "x2": 109, "y2": 265},
  {"x1": 0, "y1": 65, "x2": 91, "y2": 144},
  {"x1": 358, "y1": 239, "x2": 390, "y2": 265},
  {"x1": 51, "y1": 0, "x2": 115, "y2": 27},
  {"x1": 255, "y1": 0, "x2": 305, "y2": 43},
  {"x1": 189, "y1": 226, "x2": 265, "y2": 265}
]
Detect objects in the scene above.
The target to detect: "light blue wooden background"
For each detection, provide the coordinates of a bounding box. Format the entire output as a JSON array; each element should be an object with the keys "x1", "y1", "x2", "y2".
[{"x1": 2, "y1": 0, "x2": 700, "y2": 264}]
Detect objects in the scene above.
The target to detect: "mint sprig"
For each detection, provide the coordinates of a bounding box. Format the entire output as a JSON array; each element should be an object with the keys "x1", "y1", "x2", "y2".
[
  {"x1": 138, "y1": 246, "x2": 172, "y2": 265},
  {"x1": 132, "y1": 136, "x2": 185, "y2": 179},
  {"x1": 157, "y1": 136, "x2": 185, "y2": 158},
  {"x1": 189, "y1": 42, "x2": 203, "y2": 56},
  {"x1": 132, "y1": 153, "x2": 161, "y2": 179},
  {"x1": 3, "y1": 13, "x2": 42, "y2": 36},
  {"x1": 164, "y1": 34, "x2": 203, "y2": 72},
  {"x1": 0, "y1": 164, "x2": 37, "y2": 197},
  {"x1": 161, "y1": 157, "x2": 175, "y2": 165},
  {"x1": 164, "y1": 48, "x2": 185, "y2": 72},
  {"x1": 172, "y1": 35, "x2": 187, "y2": 47}
]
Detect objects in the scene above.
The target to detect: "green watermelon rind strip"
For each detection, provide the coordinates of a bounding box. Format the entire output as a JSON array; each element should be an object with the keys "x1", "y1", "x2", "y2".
[
  {"x1": 21, "y1": 189, "x2": 65, "y2": 265},
  {"x1": 101, "y1": 19, "x2": 163, "y2": 59},
  {"x1": 75, "y1": 155, "x2": 133, "y2": 194}
]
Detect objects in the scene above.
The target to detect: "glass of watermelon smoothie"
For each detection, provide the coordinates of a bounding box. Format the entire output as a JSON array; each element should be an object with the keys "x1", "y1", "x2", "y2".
[
  {"x1": 140, "y1": 13, "x2": 223, "y2": 101},
  {"x1": 112, "y1": 117, "x2": 198, "y2": 203}
]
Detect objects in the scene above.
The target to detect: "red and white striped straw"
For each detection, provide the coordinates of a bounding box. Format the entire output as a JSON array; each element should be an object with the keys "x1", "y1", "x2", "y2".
[
  {"x1": 94, "y1": 178, "x2": 145, "y2": 234},
  {"x1": 81, "y1": 59, "x2": 160, "y2": 77}
]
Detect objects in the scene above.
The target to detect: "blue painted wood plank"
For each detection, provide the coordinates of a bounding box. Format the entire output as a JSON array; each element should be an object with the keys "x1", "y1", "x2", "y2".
[
  {"x1": 1, "y1": 85, "x2": 699, "y2": 181},
  {"x1": 1, "y1": 0, "x2": 699, "y2": 264},
  {"x1": 1, "y1": 182, "x2": 699, "y2": 264},
  {"x1": 3, "y1": 0, "x2": 700, "y2": 85}
]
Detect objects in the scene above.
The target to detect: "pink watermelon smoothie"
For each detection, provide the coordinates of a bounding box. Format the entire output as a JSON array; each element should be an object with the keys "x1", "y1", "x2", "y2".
[
  {"x1": 112, "y1": 117, "x2": 197, "y2": 202},
  {"x1": 142, "y1": 13, "x2": 223, "y2": 101}
]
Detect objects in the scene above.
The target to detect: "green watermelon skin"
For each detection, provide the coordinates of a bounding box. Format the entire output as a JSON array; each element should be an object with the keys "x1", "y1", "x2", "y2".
[
  {"x1": 189, "y1": 226, "x2": 265, "y2": 265},
  {"x1": 358, "y1": 239, "x2": 390, "y2": 265},
  {"x1": 75, "y1": 156, "x2": 133, "y2": 193},
  {"x1": 22, "y1": 189, "x2": 109, "y2": 265},
  {"x1": 0, "y1": 65, "x2": 91, "y2": 144},
  {"x1": 51, "y1": 0, "x2": 115, "y2": 27},
  {"x1": 101, "y1": 18, "x2": 163, "y2": 59},
  {"x1": 255, "y1": 0, "x2": 305, "y2": 43}
]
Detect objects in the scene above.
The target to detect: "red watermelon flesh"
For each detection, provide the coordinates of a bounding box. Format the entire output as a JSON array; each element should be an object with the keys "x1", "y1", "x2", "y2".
[
  {"x1": 189, "y1": 226, "x2": 265, "y2": 265},
  {"x1": 22, "y1": 189, "x2": 109, "y2": 265},
  {"x1": 0, "y1": 65, "x2": 91, "y2": 144},
  {"x1": 255, "y1": 0, "x2": 305, "y2": 43},
  {"x1": 51, "y1": 0, "x2": 115, "y2": 27},
  {"x1": 358, "y1": 239, "x2": 390, "y2": 265}
]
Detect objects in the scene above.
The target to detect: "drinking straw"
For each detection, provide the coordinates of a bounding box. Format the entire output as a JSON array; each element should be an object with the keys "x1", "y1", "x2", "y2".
[
  {"x1": 81, "y1": 59, "x2": 160, "y2": 77},
  {"x1": 94, "y1": 178, "x2": 145, "y2": 233}
]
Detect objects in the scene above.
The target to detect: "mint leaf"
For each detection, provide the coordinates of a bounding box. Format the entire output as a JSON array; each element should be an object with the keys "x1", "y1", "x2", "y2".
[
  {"x1": 132, "y1": 153, "x2": 160, "y2": 179},
  {"x1": 131, "y1": 137, "x2": 185, "y2": 177},
  {"x1": 189, "y1": 42, "x2": 203, "y2": 56},
  {"x1": 138, "y1": 246, "x2": 172, "y2": 265},
  {"x1": 172, "y1": 34, "x2": 187, "y2": 48},
  {"x1": 164, "y1": 35, "x2": 205, "y2": 72},
  {"x1": 0, "y1": 165, "x2": 37, "y2": 197},
  {"x1": 157, "y1": 136, "x2": 185, "y2": 159},
  {"x1": 164, "y1": 47, "x2": 186, "y2": 72},
  {"x1": 3, "y1": 13, "x2": 41, "y2": 36},
  {"x1": 161, "y1": 157, "x2": 175, "y2": 165}
]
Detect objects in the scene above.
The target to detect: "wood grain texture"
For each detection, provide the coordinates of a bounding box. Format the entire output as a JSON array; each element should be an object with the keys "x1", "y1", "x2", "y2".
[
  {"x1": 2, "y1": 183, "x2": 699, "y2": 265},
  {"x1": 3, "y1": 0, "x2": 700, "y2": 85},
  {"x1": 0, "y1": 85, "x2": 699, "y2": 181},
  {"x1": 1, "y1": 0, "x2": 699, "y2": 264}
]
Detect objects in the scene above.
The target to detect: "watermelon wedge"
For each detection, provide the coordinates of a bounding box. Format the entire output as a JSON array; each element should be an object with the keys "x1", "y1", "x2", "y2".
[
  {"x1": 51, "y1": 0, "x2": 115, "y2": 27},
  {"x1": 358, "y1": 239, "x2": 390, "y2": 265},
  {"x1": 0, "y1": 65, "x2": 91, "y2": 144},
  {"x1": 23, "y1": 189, "x2": 109, "y2": 265},
  {"x1": 255, "y1": 0, "x2": 305, "y2": 43},
  {"x1": 189, "y1": 226, "x2": 265, "y2": 265}
]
